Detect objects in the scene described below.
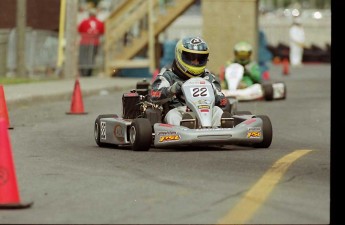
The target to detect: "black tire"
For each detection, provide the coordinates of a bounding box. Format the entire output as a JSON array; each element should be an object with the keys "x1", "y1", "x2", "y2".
[
  {"x1": 262, "y1": 83, "x2": 274, "y2": 101},
  {"x1": 94, "y1": 114, "x2": 118, "y2": 147},
  {"x1": 129, "y1": 118, "x2": 152, "y2": 151},
  {"x1": 281, "y1": 82, "x2": 287, "y2": 100},
  {"x1": 253, "y1": 115, "x2": 273, "y2": 148}
]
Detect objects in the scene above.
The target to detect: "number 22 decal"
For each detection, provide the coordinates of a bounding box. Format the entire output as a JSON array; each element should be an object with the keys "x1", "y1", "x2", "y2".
[{"x1": 192, "y1": 87, "x2": 209, "y2": 97}]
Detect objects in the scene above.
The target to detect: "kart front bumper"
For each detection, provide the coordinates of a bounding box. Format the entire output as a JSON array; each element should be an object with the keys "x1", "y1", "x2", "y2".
[{"x1": 153, "y1": 117, "x2": 264, "y2": 147}]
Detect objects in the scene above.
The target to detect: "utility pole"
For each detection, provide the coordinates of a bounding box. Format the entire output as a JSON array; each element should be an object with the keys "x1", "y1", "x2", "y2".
[
  {"x1": 148, "y1": 0, "x2": 156, "y2": 75},
  {"x1": 16, "y1": 0, "x2": 26, "y2": 77},
  {"x1": 57, "y1": 0, "x2": 66, "y2": 74},
  {"x1": 64, "y1": 0, "x2": 79, "y2": 78}
]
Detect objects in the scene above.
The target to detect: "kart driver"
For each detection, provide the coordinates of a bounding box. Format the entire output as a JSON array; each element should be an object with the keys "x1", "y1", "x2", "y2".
[
  {"x1": 150, "y1": 36, "x2": 229, "y2": 127},
  {"x1": 223, "y1": 41, "x2": 261, "y2": 89}
]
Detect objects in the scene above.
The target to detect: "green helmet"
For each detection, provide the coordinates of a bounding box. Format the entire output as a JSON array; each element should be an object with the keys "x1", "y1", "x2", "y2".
[{"x1": 234, "y1": 41, "x2": 252, "y2": 65}]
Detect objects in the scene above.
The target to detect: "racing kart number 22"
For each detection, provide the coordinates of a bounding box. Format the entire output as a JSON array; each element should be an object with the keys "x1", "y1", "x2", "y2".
[{"x1": 190, "y1": 87, "x2": 210, "y2": 97}]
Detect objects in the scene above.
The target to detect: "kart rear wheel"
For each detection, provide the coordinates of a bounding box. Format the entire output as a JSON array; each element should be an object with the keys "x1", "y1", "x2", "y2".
[
  {"x1": 262, "y1": 83, "x2": 274, "y2": 101},
  {"x1": 282, "y1": 83, "x2": 287, "y2": 99},
  {"x1": 130, "y1": 118, "x2": 152, "y2": 151},
  {"x1": 94, "y1": 114, "x2": 119, "y2": 147},
  {"x1": 275, "y1": 82, "x2": 287, "y2": 100},
  {"x1": 253, "y1": 115, "x2": 273, "y2": 148}
]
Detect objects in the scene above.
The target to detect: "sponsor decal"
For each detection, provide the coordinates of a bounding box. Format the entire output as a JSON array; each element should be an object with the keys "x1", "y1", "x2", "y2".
[
  {"x1": 159, "y1": 135, "x2": 181, "y2": 142},
  {"x1": 150, "y1": 90, "x2": 161, "y2": 98},
  {"x1": 100, "y1": 121, "x2": 106, "y2": 139},
  {"x1": 194, "y1": 99, "x2": 211, "y2": 105},
  {"x1": 158, "y1": 131, "x2": 177, "y2": 135},
  {"x1": 200, "y1": 109, "x2": 210, "y2": 112},
  {"x1": 159, "y1": 123, "x2": 174, "y2": 127},
  {"x1": 187, "y1": 81, "x2": 204, "y2": 85},
  {"x1": 198, "y1": 105, "x2": 210, "y2": 109},
  {"x1": 124, "y1": 93, "x2": 138, "y2": 97},
  {"x1": 190, "y1": 37, "x2": 203, "y2": 44},
  {"x1": 247, "y1": 127, "x2": 261, "y2": 138},
  {"x1": 114, "y1": 125, "x2": 125, "y2": 142}
]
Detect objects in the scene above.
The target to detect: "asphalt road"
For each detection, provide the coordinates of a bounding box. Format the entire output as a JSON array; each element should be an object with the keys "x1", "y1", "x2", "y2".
[{"x1": 1, "y1": 64, "x2": 330, "y2": 224}]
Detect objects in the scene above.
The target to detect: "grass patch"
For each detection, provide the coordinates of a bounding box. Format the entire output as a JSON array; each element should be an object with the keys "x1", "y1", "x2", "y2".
[{"x1": 0, "y1": 77, "x2": 59, "y2": 85}]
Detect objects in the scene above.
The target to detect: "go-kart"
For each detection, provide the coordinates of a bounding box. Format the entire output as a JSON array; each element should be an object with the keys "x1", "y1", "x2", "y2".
[
  {"x1": 94, "y1": 77, "x2": 273, "y2": 151},
  {"x1": 221, "y1": 63, "x2": 286, "y2": 101}
]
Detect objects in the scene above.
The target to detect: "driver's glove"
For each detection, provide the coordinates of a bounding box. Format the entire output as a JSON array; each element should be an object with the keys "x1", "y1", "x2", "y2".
[{"x1": 169, "y1": 81, "x2": 183, "y2": 95}]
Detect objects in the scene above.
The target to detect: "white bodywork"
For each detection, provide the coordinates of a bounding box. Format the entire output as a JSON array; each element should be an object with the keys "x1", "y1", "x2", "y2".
[{"x1": 223, "y1": 63, "x2": 264, "y2": 101}]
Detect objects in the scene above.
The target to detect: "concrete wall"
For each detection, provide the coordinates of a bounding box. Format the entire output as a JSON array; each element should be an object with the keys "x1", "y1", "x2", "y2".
[{"x1": 202, "y1": 0, "x2": 258, "y2": 74}]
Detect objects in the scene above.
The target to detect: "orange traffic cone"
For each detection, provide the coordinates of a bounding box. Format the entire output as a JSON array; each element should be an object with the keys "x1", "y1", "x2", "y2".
[
  {"x1": 0, "y1": 118, "x2": 33, "y2": 209},
  {"x1": 282, "y1": 59, "x2": 290, "y2": 75},
  {"x1": 66, "y1": 78, "x2": 87, "y2": 115},
  {"x1": 273, "y1": 56, "x2": 281, "y2": 64},
  {"x1": 0, "y1": 85, "x2": 13, "y2": 129}
]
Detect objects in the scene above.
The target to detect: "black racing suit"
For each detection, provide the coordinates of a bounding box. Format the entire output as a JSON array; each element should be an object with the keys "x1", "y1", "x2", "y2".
[{"x1": 150, "y1": 61, "x2": 229, "y2": 124}]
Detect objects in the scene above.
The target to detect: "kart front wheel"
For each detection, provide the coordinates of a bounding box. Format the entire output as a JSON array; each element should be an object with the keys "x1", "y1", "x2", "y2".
[
  {"x1": 253, "y1": 115, "x2": 273, "y2": 148},
  {"x1": 130, "y1": 118, "x2": 152, "y2": 151}
]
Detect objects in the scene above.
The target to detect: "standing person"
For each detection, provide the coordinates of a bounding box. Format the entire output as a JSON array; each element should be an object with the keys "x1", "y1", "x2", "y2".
[
  {"x1": 150, "y1": 36, "x2": 229, "y2": 127},
  {"x1": 258, "y1": 30, "x2": 272, "y2": 80},
  {"x1": 289, "y1": 17, "x2": 305, "y2": 67},
  {"x1": 78, "y1": 8, "x2": 104, "y2": 77}
]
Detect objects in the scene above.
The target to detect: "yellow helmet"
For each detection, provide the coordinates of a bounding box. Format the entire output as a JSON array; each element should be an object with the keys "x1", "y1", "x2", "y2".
[
  {"x1": 234, "y1": 41, "x2": 252, "y2": 65},
  {"x1": 175, "y1": 37, "x2": 209, "y2": 79}
]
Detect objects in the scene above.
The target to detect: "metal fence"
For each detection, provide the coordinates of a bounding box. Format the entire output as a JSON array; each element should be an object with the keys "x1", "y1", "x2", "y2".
[
  {"x1": 4, "y1": 28, "x2": 59, "y2": 77},
  {"x1": 1, "y1": 28, "x2": 105, "y2": 78}
]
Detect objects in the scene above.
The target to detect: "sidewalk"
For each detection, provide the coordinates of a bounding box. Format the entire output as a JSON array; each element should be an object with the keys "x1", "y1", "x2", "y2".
[{"x1": 2, "y1": 76, "x2": 147, "y2": 108}]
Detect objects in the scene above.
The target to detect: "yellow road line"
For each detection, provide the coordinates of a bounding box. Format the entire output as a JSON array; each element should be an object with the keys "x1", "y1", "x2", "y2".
[{"x1": 218, "y1": 149, "x2": 312, "y2": 224}]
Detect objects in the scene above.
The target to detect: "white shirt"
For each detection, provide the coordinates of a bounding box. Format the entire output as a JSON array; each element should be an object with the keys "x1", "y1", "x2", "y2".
[{"x1": 289, "y1": 24, "x2": 305, "y2": 45}]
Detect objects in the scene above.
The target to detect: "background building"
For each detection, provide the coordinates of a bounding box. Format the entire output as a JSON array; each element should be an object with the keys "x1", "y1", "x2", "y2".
[{"x1": 0, "y1": 0, "x2": 331, "y2": 78}]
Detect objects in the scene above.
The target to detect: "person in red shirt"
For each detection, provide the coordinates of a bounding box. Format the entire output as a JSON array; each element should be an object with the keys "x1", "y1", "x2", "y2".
[{"x1": 78, "y1": 8, "x2": 104, "y2": 77}]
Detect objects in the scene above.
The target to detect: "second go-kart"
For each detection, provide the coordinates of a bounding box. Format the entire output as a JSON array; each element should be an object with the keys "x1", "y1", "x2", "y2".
[
  {"x1": 94, "y1": 77, "x2": 273, "y2": 151},
  {"x1": 221, "y1": 63, "x2": 287, "y2": 101}
]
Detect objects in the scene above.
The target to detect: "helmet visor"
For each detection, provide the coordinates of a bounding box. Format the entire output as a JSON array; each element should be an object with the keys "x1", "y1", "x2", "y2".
[
  {"x1": 181, "y1": 51, "x2": 209, "y2": 67},
  {"x1": 235, "y1": 51, "x2": 251, "y2": 61}
]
